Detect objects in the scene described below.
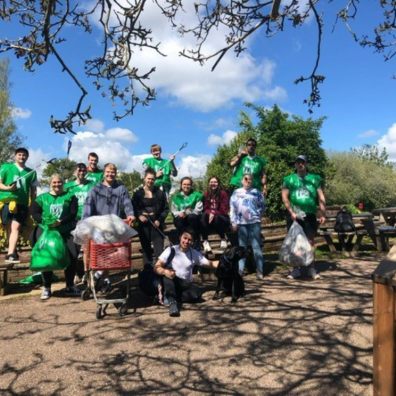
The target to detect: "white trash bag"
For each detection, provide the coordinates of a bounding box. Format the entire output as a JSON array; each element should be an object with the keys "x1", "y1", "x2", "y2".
[
  {"x1": 279, "y1": 221, "x2": 314, "y2": 267},
  {"x1": 72, "y1": 214, "x2": 137, "y2": 244}
]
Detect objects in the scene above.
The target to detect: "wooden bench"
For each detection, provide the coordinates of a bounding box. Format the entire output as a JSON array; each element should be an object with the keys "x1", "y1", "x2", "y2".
[
  {"x1": 318, "y1": 228, "x2": 368, "y2": 257},
  {"x1": 0, "y1": 263, "x2": 14, "y2": 296},
  {"x1": 377, "y1": 226, "x2": 396, "y2": 251}
]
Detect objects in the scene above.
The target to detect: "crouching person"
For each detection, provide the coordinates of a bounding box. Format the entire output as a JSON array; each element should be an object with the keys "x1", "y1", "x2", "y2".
[{"x1": 154, "y1": 229, "x2": 217, "y2": 317}]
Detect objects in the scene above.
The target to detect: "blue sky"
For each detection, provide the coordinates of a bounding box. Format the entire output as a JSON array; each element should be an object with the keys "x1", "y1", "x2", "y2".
[{"x1": 1, "y1": 1, "x2": 395, "y2": 178}]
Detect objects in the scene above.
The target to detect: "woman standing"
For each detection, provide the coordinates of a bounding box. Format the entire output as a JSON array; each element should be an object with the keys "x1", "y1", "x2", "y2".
[
  {"x1": 230, "y1": 173, "x2": 265, "y2": 279},
  {"x1": 170, "y1": 177, "x2": 203, "y2": 245},
  {"x1": 31, "y1": 174, "x2": 79, "y2": 300},
  {"x1": 200, "y1": 176, "x2": 230, "y2": 253},
  {"x1": 132, "y1": 168, "x2": 169, "y2": 266}
]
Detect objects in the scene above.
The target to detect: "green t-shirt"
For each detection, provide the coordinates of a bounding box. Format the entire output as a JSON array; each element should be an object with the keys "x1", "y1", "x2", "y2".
[
  {"x1": 35, "y1": 192, "x2": 75, "y2": 235},
  {"x1": 143, "y1": 157, "x2": 173, "y2": 187},
  {"x1": 282, "y1": 172, "x2": 322, "y2": 215},
  {"x1": 86, "y1": 169, "x2": 103, "y2": 184},
  {"x1": 0, "y1": 163, "x2": 37, "y2": 205},
  {"x1": 64, "y1": 180, "x2": 94, "y2": 220},
  {"x1": 171, "y1": 190, "x2": 203, "y2": 212},
  {"x1": 230, "y1": 155, "x2": 267, "y2": 190}
]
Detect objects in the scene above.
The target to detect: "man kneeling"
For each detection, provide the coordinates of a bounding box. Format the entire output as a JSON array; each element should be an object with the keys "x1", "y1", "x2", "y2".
[{"x1": 154, "y1": 229, "x2": 217, "y2": 317}]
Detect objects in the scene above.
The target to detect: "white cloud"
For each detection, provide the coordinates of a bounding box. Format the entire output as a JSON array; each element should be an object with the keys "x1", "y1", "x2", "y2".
[
  {"x1": 27, "y1": 148, "x2": 53, "y2": 181},
  {"x1": 105, "y1": 128, "x2": 138, "y2": 142},
  {"x1": 208, "y1": 130, "x2": 238, "y2": 146},
  {"x1": 177, "y1": 155, "x2": 212, "y2": 179},
  {"x1": 263, "y1": 86, "x2": 288, "y2": 102},
  {"x1": 358, "y1": 129, "x2": 378, "y2": 139},
  {"x1": 67, "y1": 124, "x2": 140, "y2": 172},
  {"x1": 378, "y1": 123, "x2": 396, "y2": 160},
  {"x1": 11, "y1": 107, "x2": 32, "y2": 119},
  {"x1": 82, "y1": 118, "x2": 105, "y2": 133},
  {"x1": 96, "y1": 2, "x2": 286, "y2": 112}
]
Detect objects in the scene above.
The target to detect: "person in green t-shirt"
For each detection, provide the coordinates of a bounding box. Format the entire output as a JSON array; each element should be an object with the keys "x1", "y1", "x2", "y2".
[
  {"x1": 0, "y1": 147, "x2": 37, "y2": 264},
  {"x1": 229, "y1": 137, "x2": 267, "y2": 194},
  {"x1": 281, "y1": 155, "x2": 326, "y2": 280},
  {"x1": 64, "y1": 163, "x2": 94, "y2": 220},
  {"x1": 142, "y1": 144, "x2": 177, "y2": 197},
  {"x1": 170, "y1": 177, "x2": 203, "y2": 247},
  {"x1": 30, "y1": 174, "x2": 79, "y2": 300},
  {"x1": 85, "y1": 152, "x2": 103, "y2": 184}
]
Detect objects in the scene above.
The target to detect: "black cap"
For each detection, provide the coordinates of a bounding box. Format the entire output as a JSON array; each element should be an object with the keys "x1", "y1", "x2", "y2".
[{"x1": 296, "y1": 155, "x2": 307, "y2": 163}]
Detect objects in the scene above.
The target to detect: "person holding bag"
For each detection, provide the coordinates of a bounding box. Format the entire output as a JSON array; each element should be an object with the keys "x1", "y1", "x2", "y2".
[
  {"x1": 30, "y1": 174, "x2": 79, "y2": 300},
  {"x1": 281, "y1": 155, "x2": 326, "y2": 280}
]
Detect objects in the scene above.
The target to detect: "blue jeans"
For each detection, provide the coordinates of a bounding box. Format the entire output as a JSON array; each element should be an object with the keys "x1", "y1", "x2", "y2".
[{"x1": 238, "y1": 223, "x2": 264, "y2": 275}]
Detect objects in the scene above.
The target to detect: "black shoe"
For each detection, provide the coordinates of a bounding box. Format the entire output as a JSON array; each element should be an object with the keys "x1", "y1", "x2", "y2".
[
  {"x1": 5, "y1": 253, "x2": 20, "y2": 264},
  {"x1": 169, "y1": 300, "x2": 180, "y2": 317}
]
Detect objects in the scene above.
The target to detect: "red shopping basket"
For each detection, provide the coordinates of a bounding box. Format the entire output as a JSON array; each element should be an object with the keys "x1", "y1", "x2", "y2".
[{"x1": 88, "y1": 240, "x2": 132, "y2": 270}]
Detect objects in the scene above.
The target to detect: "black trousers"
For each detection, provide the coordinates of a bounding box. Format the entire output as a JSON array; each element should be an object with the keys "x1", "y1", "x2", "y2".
[
  {"x1": 163, "y1": 276, "x2": 202, "y2": 303},
  {"x1": 137, "y1": 222, "x2": 164, "y2": 265},
  {"x1": 200, "y1": 213, "x2": 230, "y2": 240}
]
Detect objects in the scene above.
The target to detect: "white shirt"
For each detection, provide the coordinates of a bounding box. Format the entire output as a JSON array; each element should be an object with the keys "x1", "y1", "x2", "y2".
[{"x1": 159, "y1": 245, "x2": 209, "y2": 282}]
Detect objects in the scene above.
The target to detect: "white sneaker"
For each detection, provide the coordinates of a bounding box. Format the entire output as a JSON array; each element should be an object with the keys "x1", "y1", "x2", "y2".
[
  {"x1": 220, "y1": 240, "x2": 228, "y2": 249},
  {"x1": 287, "y1": 268, "x2": 302, "y2": 280},
  {"x1": 203, "y1": 240, "x2": 212, "y2": 253},
  {"x1": 40, "y1": 288, "x2": 51, "y2": 300},
  {"x1": 308, "y1": 267, "x2": 321, "y2": 280}
]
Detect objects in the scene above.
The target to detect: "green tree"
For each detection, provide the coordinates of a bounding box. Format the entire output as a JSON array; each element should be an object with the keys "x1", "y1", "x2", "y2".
[
  {"x1": 207, "y1": 104, "x2": 327, "y2": 221},
  {"x1": 118, "y1": 171, "x2": 143, "y2": 195},
  {"x1": 41, "y1": 158, "x2": 77, "y2": 186},
  {"x1": 326, "y1": 151, "x2": 396, "y2": 211},
  {"x1": 0, "y1": 59, "x2": 23, "y2": 163},
  {"x1": 352, "y1": 144, "x2": 391, "y2": 168}
]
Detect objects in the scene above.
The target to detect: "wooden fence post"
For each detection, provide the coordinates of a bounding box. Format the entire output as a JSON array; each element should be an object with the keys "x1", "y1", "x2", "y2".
[{"x1": 372, "y1": 260, "x2": 396, "y2": 395}]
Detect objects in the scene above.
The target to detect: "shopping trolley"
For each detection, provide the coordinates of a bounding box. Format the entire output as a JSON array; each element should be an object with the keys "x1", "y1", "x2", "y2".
[{"x1": 81, "y1": 239, "x2": 132, "y2": 319}]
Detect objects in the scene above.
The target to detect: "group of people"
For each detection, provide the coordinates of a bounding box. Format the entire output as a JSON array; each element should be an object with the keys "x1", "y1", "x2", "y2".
[{"x1": 0, "y1": 138, "x2": 327, "y2": 316}]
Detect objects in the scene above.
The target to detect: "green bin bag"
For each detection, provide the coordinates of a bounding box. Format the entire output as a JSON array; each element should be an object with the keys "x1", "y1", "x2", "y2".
[{"x1": 30, "y1": 226, "x2": 70, "y2": 271}]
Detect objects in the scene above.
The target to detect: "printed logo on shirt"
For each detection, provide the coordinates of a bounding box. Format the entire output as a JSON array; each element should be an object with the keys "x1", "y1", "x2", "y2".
[{"x1": 50, "y1": 203, "x2": 63, "y2": 219}]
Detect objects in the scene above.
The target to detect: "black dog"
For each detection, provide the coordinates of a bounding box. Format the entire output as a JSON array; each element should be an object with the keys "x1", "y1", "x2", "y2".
[{"x1": 213, "y1": 246, "x2": 250, "y2": 303}]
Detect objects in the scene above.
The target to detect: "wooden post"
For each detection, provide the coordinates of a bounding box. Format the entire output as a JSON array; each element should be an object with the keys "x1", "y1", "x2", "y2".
[
  {"x1": 372, "y1": 260, "x2": 396, "y2": 395},
  {"x1": 373, "y1": 283, "x2": 395, "y2": 394}
]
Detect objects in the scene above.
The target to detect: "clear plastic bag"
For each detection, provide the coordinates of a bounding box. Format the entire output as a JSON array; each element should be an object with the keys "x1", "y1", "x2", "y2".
[
  {"x1": 279, "y1": 221, "x2": 314, "y2": 267},
  {"x1": 72, "y1": 214, "x2": 137, "y2": 244}
]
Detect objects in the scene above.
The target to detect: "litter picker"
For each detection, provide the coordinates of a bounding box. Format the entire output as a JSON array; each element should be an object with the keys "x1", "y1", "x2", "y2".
[{"x1": 159, "y1": 142, "x2": 188, "y2": 170}]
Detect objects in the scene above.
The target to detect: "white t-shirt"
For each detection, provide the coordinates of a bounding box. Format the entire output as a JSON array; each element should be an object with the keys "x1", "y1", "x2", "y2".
[{"x1": 158, "y1": 245, "x2": 210, "y2": 282}]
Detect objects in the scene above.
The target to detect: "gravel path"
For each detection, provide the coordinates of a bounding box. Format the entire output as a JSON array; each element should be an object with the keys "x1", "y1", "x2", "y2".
[{"x1": 0, "y1": 257, "x2": 375, "y2": 395}]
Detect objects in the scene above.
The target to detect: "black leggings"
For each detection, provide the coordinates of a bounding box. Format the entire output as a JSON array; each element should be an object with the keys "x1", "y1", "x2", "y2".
[
  {"x1": 200, "y1": 213, "x2": 230, "y2": 240},
  {"x1": 137, "y1": 222, "x2": 164, "y2": 265}
]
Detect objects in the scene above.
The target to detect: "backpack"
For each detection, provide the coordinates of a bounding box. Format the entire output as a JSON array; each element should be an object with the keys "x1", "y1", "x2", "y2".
[
  {"x1": 334, "y1": 208, "x2": 356, "y2": 233},
  {"x1": 138, "y1": 247, "x2": 175, "y2": 296}
]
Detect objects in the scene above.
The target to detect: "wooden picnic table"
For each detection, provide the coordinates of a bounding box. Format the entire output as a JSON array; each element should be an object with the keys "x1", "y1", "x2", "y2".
[
  {"x1": 373, "y1": 207, "x2": 396, "y2": 226},
  {"x1": 318, "y1": 212, "x2": 375, "y2": 256}
]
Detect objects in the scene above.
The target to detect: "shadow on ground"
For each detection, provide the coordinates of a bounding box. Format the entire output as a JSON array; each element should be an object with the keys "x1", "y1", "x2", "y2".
[{"x1": 0, "y1": 257, "x2": 375, "y2": 395}]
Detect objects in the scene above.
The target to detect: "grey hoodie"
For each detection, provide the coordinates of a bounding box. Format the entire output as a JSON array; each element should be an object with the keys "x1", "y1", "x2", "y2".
[{"x1": 82, "y1": 181, "x2": 134, "y2": 219}]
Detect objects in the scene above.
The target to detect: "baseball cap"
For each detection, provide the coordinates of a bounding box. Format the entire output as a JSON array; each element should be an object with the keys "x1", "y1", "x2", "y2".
[{"x1": 296, "y1": 155, "x2": 307, "y2": 163}]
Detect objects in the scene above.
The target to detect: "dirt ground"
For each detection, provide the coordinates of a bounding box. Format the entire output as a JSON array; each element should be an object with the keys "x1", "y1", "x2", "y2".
[{"x1": 0, "y1": 257, "x2": 376, "y2": 395}]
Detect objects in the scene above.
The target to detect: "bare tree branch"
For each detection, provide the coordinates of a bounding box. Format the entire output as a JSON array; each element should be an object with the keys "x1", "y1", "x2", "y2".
[{"x1": 0, "y1": 0, "x2": 394, "y2": 132}]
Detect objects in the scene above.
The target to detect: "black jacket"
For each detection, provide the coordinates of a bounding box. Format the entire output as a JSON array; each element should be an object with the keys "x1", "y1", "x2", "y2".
[{"x1": 132, "y1": 186, "x2": 169, "y2": 224}]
